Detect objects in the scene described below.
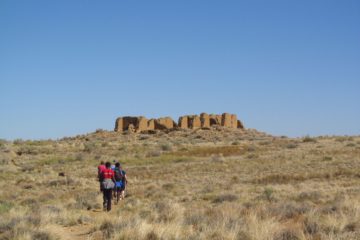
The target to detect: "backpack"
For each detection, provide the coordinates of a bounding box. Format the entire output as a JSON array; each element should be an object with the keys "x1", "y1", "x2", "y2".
[
  {"x1": 114, "y1": 168, "x2": 123, "y2": 181},
  {"x1": 102, "y1": 179, "x2": 115, "y2": 190}
]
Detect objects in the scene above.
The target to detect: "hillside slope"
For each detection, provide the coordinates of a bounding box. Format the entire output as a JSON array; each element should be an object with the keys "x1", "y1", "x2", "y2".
[{"x1": 0, "y1": 128, "x2": 360, "y2": 240}]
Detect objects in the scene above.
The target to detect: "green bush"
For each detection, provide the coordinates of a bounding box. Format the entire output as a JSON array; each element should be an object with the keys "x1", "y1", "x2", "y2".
[
  {"x1": 302, "y1": 136, "x2": 317, "y2": 143},
  {"x1": 0, "y1": 201, "x2": 13, "y2": 214}
]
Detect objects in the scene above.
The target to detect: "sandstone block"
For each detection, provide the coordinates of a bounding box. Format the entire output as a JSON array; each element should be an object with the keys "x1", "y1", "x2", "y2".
[
  {"x1": 200, "y1": 113, "x2": 210, "y2": 128},
  {"x1": 221, "y1": 113, "x2": 232, "y2": 127},
  {"x1": 115, "y1": 116, "x2": 149, "y2": 132},
  {"x1": 237, "y1": 120, "x2": 244, "y2": 129},
  {"x1": 154, "y1": 117, "x2": 175, "y2": 130},
  {"x1": 114, "y1": 117, "x2": 124, "y2": 132},
  {"x1": 188, "y1": 115, "x2": 201, "y2": 129},
  {"x1": 136, "y1": 117, "x2": 148, "y2": 132},
  {"x1": 147, "y1": 119, "x2": 155, "y2": 130},
  {"x1": 178, "y1": 116, "x2": 189, "y2": 129},
  {"x1": 128, "y1": 124, "x2": 135, "y2": 133},
  {"x1": 231, "y1": 114, "x2": 238, "y2": 129},
  {"x1": 209, "y1": 114, "x2": 221, "y2": 126}
]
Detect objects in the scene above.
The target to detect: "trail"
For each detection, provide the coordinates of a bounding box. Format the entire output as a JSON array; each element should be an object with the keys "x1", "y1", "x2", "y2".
[
  {"x1": 47, "y1": 224, "x2": 93, "y2": 240},
  {"x1": 52, "y1": 192, "x2": 124, "y2": 240}
]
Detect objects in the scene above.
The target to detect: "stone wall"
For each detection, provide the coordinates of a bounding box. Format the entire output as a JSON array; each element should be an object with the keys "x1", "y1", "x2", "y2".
[{"x1": 114, "y1": 113, "x2": 244, "y2": 132}]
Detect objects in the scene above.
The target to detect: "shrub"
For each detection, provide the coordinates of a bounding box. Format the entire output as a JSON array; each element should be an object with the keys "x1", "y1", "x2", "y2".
[
  {"x1": 100, "y1": 221, "x2": 115, "y2": 239},
  {"x1": 162, "y1": 183, "x2": 175, "y2": 190},
  {"x1": 75, "y1": 153, "x2": 85, "y2": 161},
  {"x1": 0, "y1": 217, "x2": 20, "y2": 234},
  {"x1": 346, "y1": 143, "x2": 356, "y2": 147},
  {"x1": 154, "y1": 200, "x2": 181, "y2": 222},
  {"x1": 146, "y1": 151, "x2": 162, "y2": 157},
  {"x1": 16, "y1": 146, "x2": 38, "y2": 155},
  {"x1": 26, "y1": 214, "x2": 41, "y2": 227},
  {"x1": 263, "y1": 187, "x2": 275, "y2": 202},
  {"x1": 269, "y1": 202, "x2": 309, "y2": 220},
  {"x1": 297, "y1": 191, "x2": 322, "y2": 202},
  {"x1": 83, "y1": 142, "x2": 96, "y2": 153},
  {"x1": 304, "y1": 218, "x2": 319, "y2": 235},
  {"x1": 274, "y1": 228, "x2": 300, "y2": 240},
  {"x1": 145, "y1": 231, "x2": 159, "y2": 240},
  {"x1": 0, "y1": 201, "x2": 13, "y2": 214},
  {"x1": 140, "y1": 135, "x2": 150, "y2": 140},
  {"x1": 13, "y1": 139, "x2": 24, "y2": 145},
  {"x1": 247, "y1": 145, "x2": 257, "y2": 152},
  {"x1": 344, "y1": 222, "x2": 360, "y2": 232},
  {"x1": 161, "y1": 144, "x2": 172, "y2": 151},
  {"x1": 39, "y1": 193, "x2": 55, "y2": 202},
  {"x1": 211, "y1": 154, "x2": 225, "y2": 163},
  {"x1": 335, "y1": 136, "x2": 353, "y2": 142},
  {"x1": 32, "y1": 231, "x2": 55, "y2": 240},
  {"x1": 74, "y1": 192, "x2": 98, "y2": 210},
  {"x1": 212, "y1": 194, "x2": 238, "y2": 203},
  {"x1": 302, "y1": 136, "x2": 317, "y2": 143},
  {"x1": 0, "y1": 139, "x2": 7, "y2": 147},
  {"x1": 286, "y1": 143, "x2": 297, "y2": 149},
  {"x1": 323, "y1": 156, "x2": 333, "y2": 161},
  {"x1": 20, "y1": 198, "x2": 40, "y2": 208}
]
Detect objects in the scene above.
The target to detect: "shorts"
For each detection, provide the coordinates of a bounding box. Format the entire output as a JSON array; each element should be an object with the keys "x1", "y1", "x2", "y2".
[{"x1": 115, "y1": 181, "x2": 123, "y2": 191}]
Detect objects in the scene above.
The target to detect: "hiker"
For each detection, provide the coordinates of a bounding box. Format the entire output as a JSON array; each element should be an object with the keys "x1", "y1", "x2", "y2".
[
  {"x1": 119, "y1": 164, "x2": 128, "y2": 201},
  {"x1": 113, "y1": 162, "x2": 122, "y2": 203},
  {"x1": 97, "y1": 161, "x2": 106, "y2": 192},
  {"x1": 100, "y1": 162, "x2": 116, "y2": 211},
  {"x1": 111, "y1": 160, "x2": 116, "y2": 170},
  {"x1": 111, "y1": 160, "x2": 118, "y2": 199},
  {"x1": 113, "y1": 162, "x2": 128, "y2": 203}
]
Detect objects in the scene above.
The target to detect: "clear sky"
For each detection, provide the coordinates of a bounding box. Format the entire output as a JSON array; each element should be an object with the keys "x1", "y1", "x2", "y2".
[{"x1": 1, "y1": 1, "x2": 359, "y2": 140}]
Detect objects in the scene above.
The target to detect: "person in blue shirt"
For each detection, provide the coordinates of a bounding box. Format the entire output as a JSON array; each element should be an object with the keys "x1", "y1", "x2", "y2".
[{"x1": 113, "y1": 162, "x2": 128, "y2": 203}]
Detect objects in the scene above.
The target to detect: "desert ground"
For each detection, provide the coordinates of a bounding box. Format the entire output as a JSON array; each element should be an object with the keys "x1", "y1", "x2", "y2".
[{"x1": 0, "y1": 128, "x2": 359, "y2": 240}]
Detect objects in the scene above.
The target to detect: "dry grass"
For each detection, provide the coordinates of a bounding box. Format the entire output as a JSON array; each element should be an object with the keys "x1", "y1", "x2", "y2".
[{"x1": 0, "y1": 128, "x2": 359, "y2": 239}]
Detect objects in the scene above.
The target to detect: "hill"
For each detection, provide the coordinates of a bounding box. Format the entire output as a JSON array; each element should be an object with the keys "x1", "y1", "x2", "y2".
[{"x1": 0, "y1": 128, "x2": 360, "y2": 240}]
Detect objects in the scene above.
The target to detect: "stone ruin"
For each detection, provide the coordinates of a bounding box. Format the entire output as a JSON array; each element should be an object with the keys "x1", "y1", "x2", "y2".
[{"x1": 114, "y1": 113, "x2": 244, "y2": 133}]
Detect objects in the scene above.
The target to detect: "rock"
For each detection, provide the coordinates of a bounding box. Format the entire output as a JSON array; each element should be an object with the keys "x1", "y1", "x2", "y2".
[
  {"x1": 114, "y1": 116, "x2": 138, "y2": 132},
  {"x1": 231, "y1": 114, "x2": 238, "y2": 128},
  {"x1": 155, "y1": 117, "x2": 175, "y2": 130},
  {"x1": 115, "y1": 112, "x2": 244, "y2": 132},
  {"x1": 200, "y1": 113, "x2": 210, "y2": 128},
  {"x1": 221, "y1": 113, "x2": 232, "y2": 127},
  {"x1": 147, "y1": 119, "x2": 155, "y2": 130},
  {"x1": 115, "y1": 116, "x2": 150, "y2": 133},
  {"x1": 136, "y1": 117, "x2": 148, "y2": 133},
  {"x1": 114, "y1": 117, "x2": 124, "y2": 132},
  {"x1": 188, "y1": 115, "x2": 201, "y2": 129},
  {"x1": 237, "y1": 120, "x2": 244, "y2": 129},
  {"x1": 128, "y1": 124, "x2": 135, "y2": 133},
  {"x1": 178, "y1": 116, "x2": 189, "y2": 129},
  {"x1": 209, "y1": 114, "x2": 222, "y2": 126}
]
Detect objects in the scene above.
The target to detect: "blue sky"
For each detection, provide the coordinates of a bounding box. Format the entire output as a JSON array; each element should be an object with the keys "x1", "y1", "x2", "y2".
[{"x1": 1, "y1": 0, "x2": 359, "y2": 140}]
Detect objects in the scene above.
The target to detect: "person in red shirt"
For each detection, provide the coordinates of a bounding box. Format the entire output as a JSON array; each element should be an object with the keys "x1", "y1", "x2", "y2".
[
  {"x1": 97, "y1": 161, "x2": 106, "y2": 192},
  {"x1": 100, "y1": 162, "x2": 116, "y2": 211}
]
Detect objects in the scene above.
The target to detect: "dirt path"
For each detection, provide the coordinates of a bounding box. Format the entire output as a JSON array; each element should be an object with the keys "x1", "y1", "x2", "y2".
[
  {"x1": 51, "y1": 193, "x2": 124, "y2": 240},
  {"x1": 46, "y1": 224, "x2": 92, "y2": 240}
]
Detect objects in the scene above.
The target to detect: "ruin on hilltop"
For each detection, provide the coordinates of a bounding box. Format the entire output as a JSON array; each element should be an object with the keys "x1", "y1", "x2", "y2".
[{"x1": 114, "y1": 113, "x2": 244, "y2": 133}]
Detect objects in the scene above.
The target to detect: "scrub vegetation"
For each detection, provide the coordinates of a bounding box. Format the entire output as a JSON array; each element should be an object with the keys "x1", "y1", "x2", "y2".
[{"x1": 0, "y1": 128, "x2": 360, "y2": 240}]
